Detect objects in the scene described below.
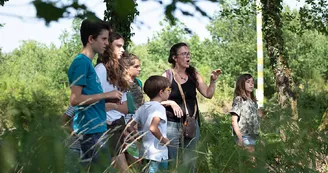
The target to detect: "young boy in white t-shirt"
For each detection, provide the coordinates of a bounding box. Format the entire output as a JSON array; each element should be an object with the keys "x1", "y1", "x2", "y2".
[{"x1": 127, "y1": 75, "x2": 171, "y2": 173}]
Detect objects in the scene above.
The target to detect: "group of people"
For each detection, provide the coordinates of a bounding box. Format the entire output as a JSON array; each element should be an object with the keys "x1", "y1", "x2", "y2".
[{"x1": 63, "y1": 18, "x2": 261, "y2": 173}]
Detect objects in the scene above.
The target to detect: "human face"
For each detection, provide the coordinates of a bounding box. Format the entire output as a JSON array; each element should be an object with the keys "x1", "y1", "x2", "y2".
[
  {"x1": 174, "y1": 46, "x2": 191, "y2": 68},
  {"x1": 245, "y1": 77, "x2": 254, "y2": 94},
  {"x1": 161, "y1": 87, "x2": 171, "y2": 101},
  {"x1": 128, "y1": 59, "x2": 141, "y2": 78},
  {"x1": 91, "y1": 30, "x2": 109, "y2": 54},
  {"x1": 111, "y1": 38, "x2": 124, "y2": 59}
]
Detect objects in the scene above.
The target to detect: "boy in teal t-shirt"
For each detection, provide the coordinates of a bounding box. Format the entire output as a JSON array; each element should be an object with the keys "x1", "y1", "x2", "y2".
[
  {"x1": 68, "y1": 54, "x2": 107, "y2": 134},
  {"x1": 67, "y1": 19, "x2": 123, "y2": 172}
]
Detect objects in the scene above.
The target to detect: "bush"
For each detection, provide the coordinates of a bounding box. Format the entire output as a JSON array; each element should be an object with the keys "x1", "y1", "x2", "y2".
[{"x1": 0, "y1": 88, "x2": 68, "y2": 172}]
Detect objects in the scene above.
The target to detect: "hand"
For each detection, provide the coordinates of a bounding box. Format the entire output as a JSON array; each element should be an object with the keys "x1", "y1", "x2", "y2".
[
  {"x1": 70, "y1": 131, "x2": 78, "y2": 137},
  {"x1": 171, "y1": 101, "x2": 183, "y2": 118},
  {"x1": 123, "y1": 130, "x2": 139, "y2": 142},
  {"x1": 210, "y1": 69, "x2": 222, "y2": 82},
  {"x1": 104, "y1": 90, "x2": 122, "y2": 102},
  {"x1": 237, "y1": 137, "x2": 243, "y2": 147},
  {"x1": 258, "y1": 108, "x2": 264, "y2": 118},
  {"x1": 160, "y1": 137, "x2": 170, "y2": 145},
  {"x1": 105, "y1": 102, "x2": 119, "y2": 111}
]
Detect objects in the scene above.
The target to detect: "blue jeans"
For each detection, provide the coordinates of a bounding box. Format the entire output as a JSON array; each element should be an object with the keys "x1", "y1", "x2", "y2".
[
  {"x1": 145, "y1": 160, "x2": 168, "y2": 173},
  {"x1": 167, "y1": 121, "x2": 200, "y2": 173},
  {"x1": 79, "y1": 132, "x2": 111, "y2": 172}
]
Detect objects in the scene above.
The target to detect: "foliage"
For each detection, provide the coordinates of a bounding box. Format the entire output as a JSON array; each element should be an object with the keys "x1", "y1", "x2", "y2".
[
  {"x1": 104, "y1": 0, "x2": 139, "y2": 49},
  {"x1": 0, "y1": 0, "x2": 8, "y2": 6},
  {"x1": 32, "y1": 0, "x2": 98, "y2": 25},
  {"x1": 299, "y1": 0, "x2": 328, "y2": 35},
  {"x1": 197, "y1": 94, "x2": 328, "y2": 172},
  {"x1": 147, "y1": 20, "x2": 188, "y2": 67},
  {"x1": 0, "y1": 3, "x2": 328, "y2": 172},
  {"x1": 0, "y1": 85, "x2": 67, "y2": 172},
  {"x1": 1, "y1": 0, "x2": 222, "y2": 32}
]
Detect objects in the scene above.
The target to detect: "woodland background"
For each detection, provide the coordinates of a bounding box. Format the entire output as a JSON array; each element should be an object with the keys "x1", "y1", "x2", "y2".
[{"x1": 0, "y1": 0, "x2": 327, "y2": 172}]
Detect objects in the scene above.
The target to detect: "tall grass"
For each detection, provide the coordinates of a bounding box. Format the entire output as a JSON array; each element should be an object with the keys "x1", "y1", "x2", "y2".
[
  {"x1": 196, "y1": 90, "x2": 328, "y2": 173},
  {"x1": 0, "y1": 84, "x2": 327, "y2": 173}
]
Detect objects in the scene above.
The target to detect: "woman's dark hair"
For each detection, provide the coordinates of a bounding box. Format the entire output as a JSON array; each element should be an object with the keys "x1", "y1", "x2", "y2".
[
  {"x1": 98, "y1": 32, "x2": 129, "y2": 91},
  {"x1": 234, "y1": 74, "x2": 256, "y2": 101},
  {"x1": 168, "y1": 42, "x2": 198, "y2": 86}
]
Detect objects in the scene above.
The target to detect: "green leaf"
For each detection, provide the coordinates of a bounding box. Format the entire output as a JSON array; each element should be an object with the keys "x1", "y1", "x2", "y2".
[{"x1": 32, "y1": 0, "x2": 67, "y2": 25}]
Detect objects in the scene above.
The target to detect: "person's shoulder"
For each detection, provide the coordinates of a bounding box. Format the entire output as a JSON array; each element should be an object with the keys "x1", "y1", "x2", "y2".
[
  {"x1": 162, "y1": 69, "x2": 172, "y2": 77},
  {"x1": 150, "y1": 101, "x2": 164, "y2": 107},
  {"x1": 143, "y1": 101, "x2": 161, "y2": 111},
  {"x1": 75, "y1": 54, "x2": 90, "y2": 61},
  {"x1": 135, "y1": 78, "x2": 142, "y2": 87},
  {"x1": 233, "y1": 96, "x2": 243, "y2": 102},
  {"x1": 152, "y1": 101, "x2": 166, "y2": 113},
  {"x1": 68, "y1": 54, "x2": 89, "y2": 73},
  {"x1": 70, "y1": 54, "x2": 90, "y2": 66},
  {"x1": 94, "y1": 63, "x2": 106, "y2": 71}
]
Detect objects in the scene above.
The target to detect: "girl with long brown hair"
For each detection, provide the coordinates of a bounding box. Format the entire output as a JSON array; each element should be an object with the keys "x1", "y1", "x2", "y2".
[
  {"x1": 95, "y1": 32, "x2": 130, "y2": 172},
  {"x1": 230, "y1": 74, "x2": 260, "y2": 153}
]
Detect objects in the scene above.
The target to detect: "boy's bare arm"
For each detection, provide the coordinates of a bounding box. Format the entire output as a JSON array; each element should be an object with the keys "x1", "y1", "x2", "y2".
[
  {"x1": 70, "y1": 85, "x2": 122, "y2": 106},
  {"x1": 150, "y1": 117, "x2": 169, "y2": 144}
]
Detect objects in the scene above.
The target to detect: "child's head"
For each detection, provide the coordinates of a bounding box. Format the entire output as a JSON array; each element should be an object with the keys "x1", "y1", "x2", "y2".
[
  {"x1": 144, "y1": 76, "x2": 171, "y2": 100},
  {"x1": 108, "y1": 32, "x2": 125, "y2": 59},
  {"x1": 96, "y1": 32, "x2": 129, "y2": 91},
  {"x1": 80, "y1": 19, "x2": 111, "y2": 53},
  {"x1": 234, "y1": 74, "x2": 256, "y2": 101},
  {"x1": 123, "y1": 53, "x2": 141, "y2": 79},
  {"x1": 96, "y1": 32, "x2": 124, "y2": 65}
]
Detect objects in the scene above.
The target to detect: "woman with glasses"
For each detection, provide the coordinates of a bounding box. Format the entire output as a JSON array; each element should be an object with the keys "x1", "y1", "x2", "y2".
[{"x1": 161, "y1": 42, "x2": 222, "y2": 173}]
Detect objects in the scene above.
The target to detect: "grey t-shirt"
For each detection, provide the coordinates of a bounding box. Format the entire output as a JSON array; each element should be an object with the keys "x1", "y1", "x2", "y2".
[{"x1": 230, "y1": 96, "x2": 259, "y2": 136}]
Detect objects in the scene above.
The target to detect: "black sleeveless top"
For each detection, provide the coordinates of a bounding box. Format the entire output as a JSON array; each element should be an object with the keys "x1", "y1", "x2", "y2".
[{"x1": 166, "y1": 77, "x2": 200, "y2": 124}]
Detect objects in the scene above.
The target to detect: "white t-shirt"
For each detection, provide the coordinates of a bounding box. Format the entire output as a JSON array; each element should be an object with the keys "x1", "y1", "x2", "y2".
[
  {"x1": 95, "y1": 63, "x2": 127, "y2": 122},
  {"x1": 132, "y1": 101, "x2": 168, "y2": 162}
]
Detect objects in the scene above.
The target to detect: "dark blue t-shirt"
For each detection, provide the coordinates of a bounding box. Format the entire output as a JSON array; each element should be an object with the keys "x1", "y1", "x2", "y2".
[{"x1": 68, "y1": 54, "x2": 106, "y2": 134}]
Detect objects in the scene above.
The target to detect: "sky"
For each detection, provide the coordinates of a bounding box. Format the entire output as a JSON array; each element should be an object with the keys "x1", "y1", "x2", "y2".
[{"x1": 0, "y1": 0, "x2": 304, "y2": 53}]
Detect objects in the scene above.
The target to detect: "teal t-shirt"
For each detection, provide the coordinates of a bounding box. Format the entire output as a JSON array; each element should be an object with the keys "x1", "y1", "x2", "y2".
[{"x1": 68, "y1": 54, "x2": 107, "y2": 134}]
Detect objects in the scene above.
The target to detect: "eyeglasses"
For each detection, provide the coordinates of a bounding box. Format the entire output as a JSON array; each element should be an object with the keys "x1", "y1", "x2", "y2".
[
  {"x1": 164, "y1": 87, "x2": 171, "y2": 92},
  {"x1": 177, "y1": 52, "x2": 191, "y2": 57}
]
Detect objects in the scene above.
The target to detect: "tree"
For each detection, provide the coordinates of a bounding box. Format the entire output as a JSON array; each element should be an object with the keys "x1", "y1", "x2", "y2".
[
  {"x1": 25, "y1": 0, "x2": 217, "y2": 24},
  {"x1": 299, "y1": 0, "x2": 328, "y2": 35},
  {"x1": 1, "y1": 0, "x2": 220, "y2": 47},
  {"x1": 0, "y1": 0, "x2": 8, "y2": 6},
  {"x1": 103, "y1": 0, "x2": 139, "y2": 49},
  {"x1": 260, "y1": 0, "x2": 298, "y2": 118}
]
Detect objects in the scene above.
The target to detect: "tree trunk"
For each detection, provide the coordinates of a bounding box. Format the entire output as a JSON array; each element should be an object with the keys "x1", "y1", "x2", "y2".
[{"x1": 261, "y1": 0, "x2": 298, "y2": 120}]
